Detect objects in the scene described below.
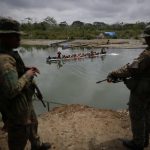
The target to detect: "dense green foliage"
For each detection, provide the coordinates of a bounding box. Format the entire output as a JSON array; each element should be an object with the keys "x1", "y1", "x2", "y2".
[{"x1": 19, "y1": 17, "x2": 149, "y2": 39}]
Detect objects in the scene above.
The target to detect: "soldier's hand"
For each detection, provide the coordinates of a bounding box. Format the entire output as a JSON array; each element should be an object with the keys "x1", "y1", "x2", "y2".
[
  {"x1": 26, "y1": 66, "x2": 40, "y2": 74},
  {"x1": 32, "y1": 67, "x2": 40, "y2": 74},
  {"x1": 107, "y1": 73, "x2": 118, "y2": 83},
  {"x1": 26, "y1": 68, "x2": 39, "y2": 78}
]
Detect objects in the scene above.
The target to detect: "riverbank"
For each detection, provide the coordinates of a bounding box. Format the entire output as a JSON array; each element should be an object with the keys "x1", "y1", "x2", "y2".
[
  {"x1": 21, "y1": 39, "x2": 146, "y2": 49},
  {"x1": 0, "y1": 104, "x2": 150, "y2": 150},
  {"x1": 0, "y1": 104, "x2": 149, "y2": 150}
]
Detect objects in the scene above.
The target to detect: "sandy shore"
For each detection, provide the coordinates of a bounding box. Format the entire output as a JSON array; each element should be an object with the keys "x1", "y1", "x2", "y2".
[
  {"x1": 0, "y1": 104, "x2": 149, "y2": 150},
  {"x1": 21, "y1": 39, "x2": 146, "y2": 49}
]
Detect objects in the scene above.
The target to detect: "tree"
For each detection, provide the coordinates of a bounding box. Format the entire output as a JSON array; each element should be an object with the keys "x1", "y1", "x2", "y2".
[
  {"x1": 43, "y1": 16, "x2": 57, "y2": 26},
  {"x1": 59, "y1": 21, "x2": 68, "y2": 27},
  {"x1": 93, "y1": 22, "x2": 106, "y2": 27},
  {"x1": 84, "y1": 23, "x2": 93, "y2": 27},
  {"x1": 25, "y1": 17, "x2": 33, "y2": 24},
  {"x1": 71, "y1": 21, "x2": 84, "y2": 27}
]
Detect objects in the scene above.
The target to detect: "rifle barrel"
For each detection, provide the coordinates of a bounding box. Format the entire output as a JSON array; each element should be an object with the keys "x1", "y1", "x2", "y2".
[{"x1": 96, "y1": 79, "x2": 107, "y2": 84}]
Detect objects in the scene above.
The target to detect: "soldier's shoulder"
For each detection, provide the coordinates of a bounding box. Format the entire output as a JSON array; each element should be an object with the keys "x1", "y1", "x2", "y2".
[
  {"x1": 139, "y1": 49, "x2": 150, "y2": 58},
  {"x1": 0, "y1": 54, "x2": 16, "y2": 62},
  {"x1": 0, "y1": 54, "x2": 16, "y2": 69}
]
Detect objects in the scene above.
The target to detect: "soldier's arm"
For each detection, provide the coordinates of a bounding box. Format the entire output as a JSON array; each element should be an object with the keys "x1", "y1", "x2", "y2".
[
  {"x1": 110, "y1": 50, "x2": 150, "y2": 78},
  {"x1": 1, "y1": 56, "x2": 31, "y2": 99},
  {"x1": 110, "y1": 63, "x2": 132, "y2": 78}
]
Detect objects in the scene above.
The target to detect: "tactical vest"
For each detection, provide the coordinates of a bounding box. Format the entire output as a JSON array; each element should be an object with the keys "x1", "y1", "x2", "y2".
[{"x1": 0, "y1": 50, "x2": 35, "y2": 100}]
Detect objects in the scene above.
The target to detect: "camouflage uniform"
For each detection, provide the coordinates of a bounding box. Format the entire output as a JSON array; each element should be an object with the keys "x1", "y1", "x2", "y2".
[
  {"x1": 108, "y1": 46, "x2": 150, "y2": 147},
  {"x1": 0, "y1": 50, "x2": 43, "y2": 149},
  {"x1": 107, "y1": 25, "x2": 150, "y2": 150},
  {"x1": 0, "y1": 18, "x2": 50, "y2": 150}
]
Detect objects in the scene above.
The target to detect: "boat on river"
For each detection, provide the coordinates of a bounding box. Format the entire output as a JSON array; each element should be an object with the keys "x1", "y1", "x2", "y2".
[{"x1": 46, "y1": 52, "x2": 107, "y2": 63}]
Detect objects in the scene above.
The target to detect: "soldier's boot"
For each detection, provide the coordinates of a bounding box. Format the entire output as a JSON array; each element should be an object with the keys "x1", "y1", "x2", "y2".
[
  {"x1": 122, "y1": 139, "x2": 144, "y2": 150},
  {"x1": 144, "y1": 133, "x2": 149, "y2": 147},
  {"x1": 31, "y1": 142, "x2": 51, "y2": 150},
  {"x1": 39, "y1": 142, "x2": 51, "y2": 150}
]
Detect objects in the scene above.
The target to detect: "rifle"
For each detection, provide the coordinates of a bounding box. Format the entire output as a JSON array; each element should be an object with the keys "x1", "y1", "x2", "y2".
[
  {"x1": 96, "y1": 79, "x2": 107, "y2": 84},
  {"x1": 33, "y1": 83, "x2": 46, "y2": 108},
  {"x1": 96, "y1": 78, "x2": 124, "y2": 84}
]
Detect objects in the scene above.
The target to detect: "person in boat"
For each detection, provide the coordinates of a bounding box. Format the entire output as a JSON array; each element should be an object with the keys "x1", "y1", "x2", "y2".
[
  {"x1": 57, "y1": 51, "x2": 62, "y2": 59},
  {"x1": 81, "y1": 53, "x2": 84, "y2": 57},
  {"x1": 91, "y1": 50, "x2": 94, "y2": 55},
  {"x1": 73, "y1": 54, "x2": 77, "y2": 58},
  {"x1": 100, "y1": 47, "x2": 106, "y2": 54},
  {"x1": 84, "y1": 53, "x2": 88, "y2": 57},
  {"x1": 90, "y1": 50, "x2": 95, "y2": 58},
  {"x1": 62, "y1": 55, "x2": 66, "y2": 58},
  {"x1": 47, "y1": 55, "x2": 51, "y2": 61},
  {"x1": 96, "y1": 52, "x2": 100, "y2": 55},
  {"x1": 78, "y1": 53, "x2": 81, "y2": 57},
  {"x1": 66, "y1": 55, "x2": 70, "y2": 58},
  {"x1": 70, "y1": 54, "x2": 74, "y2": 58}
]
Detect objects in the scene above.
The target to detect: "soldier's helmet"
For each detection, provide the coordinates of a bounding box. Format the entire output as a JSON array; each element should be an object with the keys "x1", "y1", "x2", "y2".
[
  {"x1": 142, "y1": 25, "x2": 150, "y2": 38},
  {"x1": 0, "y1": 17, "x2": 22, "y2": 34}
]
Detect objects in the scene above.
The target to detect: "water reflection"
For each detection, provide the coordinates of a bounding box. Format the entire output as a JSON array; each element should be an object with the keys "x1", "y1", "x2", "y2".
[
  {"x1": 100, "y1": 55, "x2": 106, "y2": 61},
  {"x1": 46, "y1": 60, "x2": 64, "y2": 69}
]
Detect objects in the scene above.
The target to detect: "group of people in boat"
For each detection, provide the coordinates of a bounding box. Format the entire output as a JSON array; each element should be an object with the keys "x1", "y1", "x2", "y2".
[{"x1": 47, "y1": 48, "x2": 107, "y2": 61}]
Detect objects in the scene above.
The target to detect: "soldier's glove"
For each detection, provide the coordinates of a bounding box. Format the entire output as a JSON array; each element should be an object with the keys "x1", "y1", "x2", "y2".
[{"x1": 107, "y1": 72, "x2": 119, "y2": 83}]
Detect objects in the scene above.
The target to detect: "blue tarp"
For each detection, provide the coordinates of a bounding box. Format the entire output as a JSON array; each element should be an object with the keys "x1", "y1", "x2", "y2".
[{"x1": 104, "y1": 32, "x2": 116, "y2": 38}]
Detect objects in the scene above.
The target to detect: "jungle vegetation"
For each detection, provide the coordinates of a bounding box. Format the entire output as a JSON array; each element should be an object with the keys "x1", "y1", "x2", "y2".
[{"x1": 10, "y1": 17, "x2": 150, "y2": 39}]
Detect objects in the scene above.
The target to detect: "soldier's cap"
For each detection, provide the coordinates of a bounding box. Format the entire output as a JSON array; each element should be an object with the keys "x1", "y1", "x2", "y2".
[
  {"x1": 141, "y1": 25, "x2": 150, "y2": 38},
  {"x1": 0, "y1": 18, "x2": 23, "y2": 35}
]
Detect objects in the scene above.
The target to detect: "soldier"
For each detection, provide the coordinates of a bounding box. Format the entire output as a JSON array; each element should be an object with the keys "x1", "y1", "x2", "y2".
[
  {"x1": 107, "y1": 25, "x2": 150, "y2": 150},
  {"x1": 0, "y1": 18, "x2": 51, "y2": 150}
]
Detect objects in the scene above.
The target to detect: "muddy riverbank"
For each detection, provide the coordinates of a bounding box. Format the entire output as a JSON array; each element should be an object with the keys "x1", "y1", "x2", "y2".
[
  {"x1": 0, "y1": 104, "x2": 149, "y2": 150},
  {"x1": 0, "y1": 105, "x2": 129, "y2": 150},
  {"x1": 21, "y1": 39, "x2": 146, "y2": 49}
]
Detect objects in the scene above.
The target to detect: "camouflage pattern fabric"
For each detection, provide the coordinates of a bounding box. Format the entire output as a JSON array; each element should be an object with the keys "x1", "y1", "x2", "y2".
[
  {"x1": 0, "y1": 54, "x2": 31, "y2": 124},
  {"x1": 0, "y1": 51, "x2": 41, "y2": 149},
  {"x1": 109, "y1": 47, "x2": 150, "y2": 146}
]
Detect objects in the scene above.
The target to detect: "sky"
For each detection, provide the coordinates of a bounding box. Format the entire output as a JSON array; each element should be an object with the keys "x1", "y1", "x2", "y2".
[{"x1": 0, "y1": 0, "x2": 149, "y2": 24}]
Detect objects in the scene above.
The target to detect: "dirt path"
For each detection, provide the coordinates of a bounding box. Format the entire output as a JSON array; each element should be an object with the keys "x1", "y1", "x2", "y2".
[{"x1": 1, "y1": 104, "x2": 149, "y2": 150}]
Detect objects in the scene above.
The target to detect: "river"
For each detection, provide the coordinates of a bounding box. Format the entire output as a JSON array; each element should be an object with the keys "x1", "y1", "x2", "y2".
[{"x1": 18, "y1": 46, "x2": 143, "y2": 114}]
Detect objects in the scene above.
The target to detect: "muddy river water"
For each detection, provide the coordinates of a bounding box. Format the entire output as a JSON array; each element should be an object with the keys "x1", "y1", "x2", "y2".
[{"x1": 18, "y1": 46, "x2": 143, "y2": 114}]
